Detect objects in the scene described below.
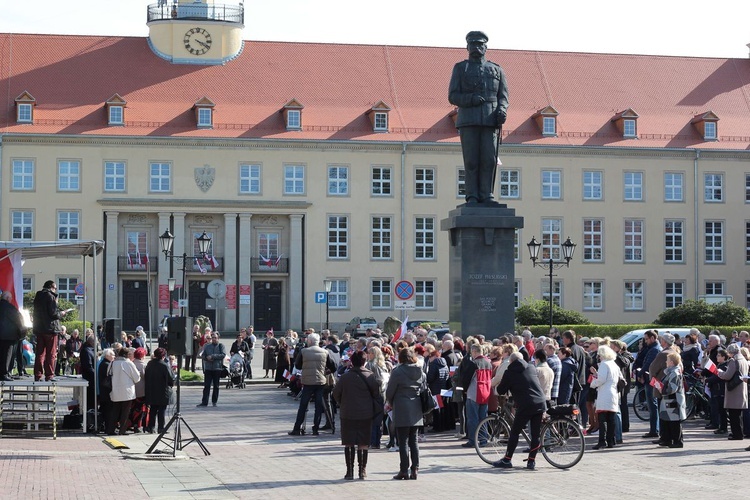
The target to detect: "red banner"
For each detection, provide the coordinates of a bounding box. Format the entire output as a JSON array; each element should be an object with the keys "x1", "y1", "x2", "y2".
[
  {"x1": 226, "y1": 284, "x2": 236, "y2": 309},
  {"x1": 158, "y1": 284, "x2": 170, "y2": 309}
]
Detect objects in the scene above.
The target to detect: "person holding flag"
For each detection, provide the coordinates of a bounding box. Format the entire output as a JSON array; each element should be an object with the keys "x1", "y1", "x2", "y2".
[{"x1": 705, "y1": 349, "x2": 729, "y2": 435}]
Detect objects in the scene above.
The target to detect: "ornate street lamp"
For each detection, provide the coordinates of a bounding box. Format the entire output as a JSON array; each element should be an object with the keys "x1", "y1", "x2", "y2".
[{"x1": 527, "y1": 236, "x2": 576, "y2": 331}]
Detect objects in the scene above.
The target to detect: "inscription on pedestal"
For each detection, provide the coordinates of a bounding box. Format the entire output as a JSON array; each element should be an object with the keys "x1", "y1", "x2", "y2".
[
  {"x1": 468, "y1": 273, "x2": 508, "y2": 285},
  {"x1": 479, "y1": 296, "x2": 497, "y2": 312}
]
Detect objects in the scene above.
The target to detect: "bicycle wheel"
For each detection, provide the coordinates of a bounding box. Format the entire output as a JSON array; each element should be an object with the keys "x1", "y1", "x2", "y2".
[
  {"x1": 540, "y1": 417, "x2": 585, "y2": 469},
  {"x1": 684, "y1": 390, "x2": 696, "y2": 419},
  {"x1": 632, "y1": 387, "x2": 650, "y2": 422},
  {"x1": 474, "y1": 415, "x2": 511, "y2": 465}
]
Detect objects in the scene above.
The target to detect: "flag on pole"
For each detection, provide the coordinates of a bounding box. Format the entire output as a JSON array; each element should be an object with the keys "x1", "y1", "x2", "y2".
[
  {"x1": 209, "y1": 255, "x2": 219, "y2": 269},
  {"x1": 195, "y1": 257, "x2": 207, "y2": 274},
  {"x1": 393, "y1": 316, "x2": 408, "y2": 343},
  {"x1": 260, "y1": 254, "x2": 272, "y2": 267},
  {"x1": 141, "y1": 253, "x2": 149, "y2": 265},
  {"x1": 127, "y1": 253, "x2": 133, "y2": 269},
  {"x1": 274, "y1": 254, "x2": 283, "y2": 267},
  {"x1": 704, "y1": 358, "x2": 719, "y2": 375}
]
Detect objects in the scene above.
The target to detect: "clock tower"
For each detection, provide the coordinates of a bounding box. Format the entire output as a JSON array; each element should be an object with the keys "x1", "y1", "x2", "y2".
[{"x1": 147, "y1": 0, "x2": 244, "y2": 65}]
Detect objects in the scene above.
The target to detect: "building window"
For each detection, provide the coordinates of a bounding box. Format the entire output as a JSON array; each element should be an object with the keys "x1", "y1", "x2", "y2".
[
  {"x1": 22, "y1": 276, "x2": 33, "y2": 295},
  {"x1": 372, "y1": 166, "x2": 392, "y2": 196},
  {"x1": 284, "y1": 165, "x2": 305, "y2": 195},
  {"x1": 541, "y1": 218, "x2": 562, "y2": 260},
  {"x1": 624, "y1": 281, "x2": 644, "y2": 311},
  {"x1": 104, "y1": 161, "x2": 126, "y2": 192},
  {"x1": 17, "y1": 103, "x2": 32, "y2": 123},
  {"x1": 542, "y1": 116, "x2": 556, "y2": 136},
  {"x1": 197, "y1": 107, "x2": 212, "y2": 127},
  {"x1": 149, "y1": 162, "x2": 171, "y2": 193},
  {"x1": 623, "y1": 119, "x2": 636, "y2": 138},
  {"x1": 583, "y1": 171, "x2": 602, "y2": 200},
  {"x1": 624, "y1": 172, "x2": 643, "y2": 201},
  {"x1": 746, "y1": 221, "x2": 750, "y2": 263},
  {"x1": 514, "y1": 229, "x2": 520, "y2": 262},
  {"x1": 327, "y1": 216, "x2": 348, "y2": 259},
  {"x1": 746, "y1": 174, "x2": 750, "y2": 203},
  {"x1": 258, "y1": 232, "x2": 279, "y2": 260},
  {"x1": 541, "y1": 170, "x2": 561, "y2": 199},
  {"x1": 704, "y1": 173, "x2": 723, "y2": 202},
  {"x1": 327, "y1": 166, "x2": 349, "y2": 196},
  {"x1": 415, "y1": 217, "x2": 435, "y2": 260},
  {"x1": 286, "y1": 109, "x2": 301, "y2": 130},
  {"x1": 239, "y1": 164, "x2": 261, "y2": 194},
  {"x1": 583, "y1": 281, "x2": 603, "y2": 310},
  {"x1": 704, "y1": 121, "x2": 717, "y2": 140},
  {"x1": 705, "y1": 221, "x2": 724, "y2": 263},
  {"x1": 624, "y1": 219, "x2": 644, "y2": 263},
  {"x1": 514, "y1": 280, "x2": 520, "y2": 309},
  {"x1": 457, "y1": 168, "x2": 466, "y2": 198},
  {"x1": 665, "y1": 220, "x2": 684, "y2": 263},
  {"x1": 541, "y1": 280, "x2": 562, "y2": 307},
  {"x1": 415, "y1": 168, "x2": 435, "y2": 197},
  {"x1": 58, "y1": 160, "x2": 80, "y2": 192},
  {"x1": 57, "y1": 211, "x2": 79, "y2": 240},
  {"x1": 582, "y1": 219, "x2": 603, "y2": 262},
  {"x1": 371, "y1": 216, "x2": 392, "y2": 260},
  {"x1": 665, "y1": 282, "x2": 684, "y2": 308},
  {"x1": 371, "y1": 279, "x2": 392, "y2": 309},
  {"x1": 108, "y1": 105, "x2": 124, "y2": 125},
  {"x1": 664, "y1": 172, "x2": 683, "y2": 202},
  {"x1": 747, "y1": 282, "x2": 750, "y2": 308},
  {"x1": 373, "y1": 112, "x2": 388, "y2": 131},
  {"x1": 499, "y1": 169, "x2": 520, "y2": 198},
  {"x1": 328, "y1": 280, "x2": 348, "y2": 309},
  {"x1": 705, "y1": 281, "x2": 724, "y2": 296},
  {"x1": 415, "y1": 280, "x2": 436, "y2": 309},
  {"x1": 11, "y1": 211, "x2": 33, "y2": 240},
  {"x1": 56, "y1": 277, "x2": 78, "y2": 302},
  {"x1": 11, "y1": 159, "x2": 34, "y2": 191},
  {"x1": 126, "y1": 231, "x2": 148, "y2": 269}
]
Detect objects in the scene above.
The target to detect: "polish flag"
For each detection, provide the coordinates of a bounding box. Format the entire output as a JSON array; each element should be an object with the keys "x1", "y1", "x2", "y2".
[
  {"x1": 195, "y1": 258, "x2": 207, "y2": 274},
  {"x1": 649, "y1": 377, "x2": 663, "y2": 391},
  {"x1": 274, "y1": 254, "x2": 283, "y2": 267},
  {"x1": 393, "y1": 316, "x2": 408, "y2": 343},
  {"x1": 260, "y1": 254, "x2": 272, "y2": 267},
  {"x1": 704, "y1": 358, "x2": 719, "y2": 375},
  {"x1": 209, "y1": 255, "x2": 219, "y2": 270},
  {"x1": 141, "y1": 253, "x2": 149, "y2": 265},
  {"x1": 0, "y1": 249, "x2": 23, "y2": 308},
  {"x1": 127, "y1": 253, "x2": 133, "y2": 269},
  {"x1": 435, "y1": 394, "x2": 444, "y2": 409}
]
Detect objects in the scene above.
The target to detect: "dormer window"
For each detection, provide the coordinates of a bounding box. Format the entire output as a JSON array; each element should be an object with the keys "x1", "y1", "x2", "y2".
[
  {"x1": 193, "y1": 97, "x2": 215, "y2": 128},
  {"x1": 281, "y1": 99, "x2": 304, "y2": 131},
  {"x1": 533, "y1": 106, "x2": 559, "y2": 137},
  {"x1": 367, "y1": 101, "x2": 391, "y2": 133},
  {"x1": 105, "y1": 93, "x2": 127, "y2": 126},
  {"x1": 691, "y1": 111, "x2": 719, "y2": 141},
  {"x1": 611, "y1": 108, "x2": 639, "y2": 138},
  {"x1": 15, "y1": 91, "x2": 36, "y2": 124}
]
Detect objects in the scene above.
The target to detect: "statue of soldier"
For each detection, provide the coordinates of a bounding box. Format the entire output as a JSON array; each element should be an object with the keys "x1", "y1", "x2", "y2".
[{"x1": 449, "y1": 31, "x2": 508, "y2": 205}]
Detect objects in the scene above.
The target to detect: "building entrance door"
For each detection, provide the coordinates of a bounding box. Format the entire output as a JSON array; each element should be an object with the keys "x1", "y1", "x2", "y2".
[
  {"x1": 254, "y1": 281, "x2": 281, "y2": 331},
  {"x1": 122, "y1": 280, "x2": 149, "y2": 331},
  {"x1": 189, "y1": 281, "x2": 216, "y2": 328}
]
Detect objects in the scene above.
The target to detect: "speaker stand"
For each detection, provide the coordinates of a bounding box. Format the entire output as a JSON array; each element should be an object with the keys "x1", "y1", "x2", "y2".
[{"x1": 146, "y1": 355, "x2": 210, "y2": 457}]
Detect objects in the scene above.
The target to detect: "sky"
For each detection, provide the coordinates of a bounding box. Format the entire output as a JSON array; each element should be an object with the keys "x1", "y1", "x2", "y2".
[{"x1": 1, "y1": 0, "x2": 749, "y2": 59}]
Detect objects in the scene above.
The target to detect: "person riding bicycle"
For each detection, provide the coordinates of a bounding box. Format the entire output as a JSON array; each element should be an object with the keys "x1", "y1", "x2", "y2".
[{"x1": 492, "y1": 352, "x2": 547, "y2": 471}]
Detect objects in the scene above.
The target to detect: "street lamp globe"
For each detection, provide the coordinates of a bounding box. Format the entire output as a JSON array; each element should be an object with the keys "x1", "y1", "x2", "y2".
[
  {"x1": 196, "y1": 231, "x2": 212, "y2": 256},
  {"x1": 159, "y1": 229, "x2": 175, "y2": 258},
  {"x1": 561, "y1": 237, "x2": 576, "y2": 264},
  {"x1": 526, "y1": 236, "x2": 541, "y2": 263}
]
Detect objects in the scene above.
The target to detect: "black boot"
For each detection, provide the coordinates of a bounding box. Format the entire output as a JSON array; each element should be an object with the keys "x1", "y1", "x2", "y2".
[
  {"x1": 344, "y1": 447, "x2": 355, "y2": 480},
  {"x1": 357, "y1": 449, "x2": 368, "y2": 479}
]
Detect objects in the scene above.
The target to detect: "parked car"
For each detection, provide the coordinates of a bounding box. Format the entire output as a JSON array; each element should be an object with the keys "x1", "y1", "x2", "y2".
[
  {"x1": 619, "y1": 327, "x2": 693, "y2": 355},
  {"x1": 344, "y1": 317, "x2": 379, "y2": 337}
]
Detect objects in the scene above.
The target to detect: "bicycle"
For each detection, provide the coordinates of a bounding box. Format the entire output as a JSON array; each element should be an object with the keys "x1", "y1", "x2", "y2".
[
  {"x1": 474, "y1": 403, "x2": 585, "y2": 469},
  {"x1": 684, "y1": 375, "x2": 710, "y2": 420},
  {"x1": 632, "y1": 386, "x2": 650, "y2": 421}
]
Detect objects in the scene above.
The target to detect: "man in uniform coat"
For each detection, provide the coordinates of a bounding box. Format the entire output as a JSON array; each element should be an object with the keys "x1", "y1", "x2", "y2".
[
  {"x1": 33, "y1": 280, "x2": 67, "y2": 381},
  {"x1": 449, "y1": 30, "x2": 509, "y2": 205}
]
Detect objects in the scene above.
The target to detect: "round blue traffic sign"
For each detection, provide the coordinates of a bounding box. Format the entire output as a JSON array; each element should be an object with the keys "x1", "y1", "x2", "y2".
[{"x1": 394, "y1": 281, "x2": 414, "y2": 300}]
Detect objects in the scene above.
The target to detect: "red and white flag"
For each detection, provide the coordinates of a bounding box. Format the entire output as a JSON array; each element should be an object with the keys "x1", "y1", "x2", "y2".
[
  {"x1": 209, "y1": 255, "x2": 219, "y2": 270},
  {"x1": 260, "y1": 254, "x2": 272, "y2": 267},
  {"x1": 435, "y1": 394, "x2": 444, "y2": 409},
  {"x1": 195, "y1": 258, "x2": 207, "y2": 274},
  {"x1": 393, "y1": 316, "x2": 408, "y2": 343},
  {"x1": 274, "y1": 254, "x2": 283, "y2": 267},
  {"x1": 649, "y1": 377, "x2": 663, "y2": 391},
  {"x1": 704, "y1": 358, "x2": 719, "y2": 375},
  {"x1": 0, "y1": 249, "x2": 23, "y2": 308}
]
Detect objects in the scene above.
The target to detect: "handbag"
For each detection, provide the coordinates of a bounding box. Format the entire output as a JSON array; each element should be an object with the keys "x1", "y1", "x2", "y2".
[
  {"x1": 727, "y1": 363, "x2": 744, "y2": 391},
  {"x1": 220, "y1": 365, "x2": 229, "y2": 379},
  {"x1": 420, "y1": 377, "x2": 437, "y2": 415},
  {"x1": 325, "y1": 372, "x2": 336, "y2": 388}
]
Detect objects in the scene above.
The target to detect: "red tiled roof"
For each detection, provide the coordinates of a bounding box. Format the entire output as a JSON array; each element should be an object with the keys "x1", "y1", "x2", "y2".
[{"x1": 2, "y1": 33, "x2": 750, "y2": 149}]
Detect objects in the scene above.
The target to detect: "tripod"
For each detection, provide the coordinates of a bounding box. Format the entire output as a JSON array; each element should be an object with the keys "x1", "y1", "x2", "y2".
[{"x1": 146, "y1": 355, "x2": 210, "y2": 457}]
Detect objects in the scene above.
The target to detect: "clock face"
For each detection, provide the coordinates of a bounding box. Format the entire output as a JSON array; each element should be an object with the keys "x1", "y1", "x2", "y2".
[{"x1": 184, "y1": 27, "x2": 212, "y2": 56}]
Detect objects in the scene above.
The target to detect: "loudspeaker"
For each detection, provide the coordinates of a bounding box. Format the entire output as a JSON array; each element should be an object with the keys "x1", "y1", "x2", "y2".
[
  {"x1": 167, "y1": 316, "x2": 193, "y2": 356},
  {"x1": 104, "y1": 318, "x2": 121, "y2": 344}
]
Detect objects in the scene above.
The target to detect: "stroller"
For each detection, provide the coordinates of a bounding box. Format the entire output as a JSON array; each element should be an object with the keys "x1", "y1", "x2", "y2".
[{"x1": 226, "y1": 352, "x2": 246, "y2": 389}]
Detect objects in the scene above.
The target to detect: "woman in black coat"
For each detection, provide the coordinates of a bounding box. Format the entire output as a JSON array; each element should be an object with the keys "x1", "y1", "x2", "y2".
[
  {"x1": 144, "y1": 347, "x2": 175, "y2": 434},
  {"x1": 97, "y1": 349, "x2": 115, "y2": 433}
]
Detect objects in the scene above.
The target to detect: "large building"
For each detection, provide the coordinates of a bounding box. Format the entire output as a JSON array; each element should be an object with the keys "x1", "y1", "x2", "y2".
[{"x1": 2, "y1": 1, "x2": 749, "y2": 333}]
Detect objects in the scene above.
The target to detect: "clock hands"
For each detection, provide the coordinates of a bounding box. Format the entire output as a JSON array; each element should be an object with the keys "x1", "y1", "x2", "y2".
[{"x1": 196, "y1": 39, "x2": 210, "y2": 50}]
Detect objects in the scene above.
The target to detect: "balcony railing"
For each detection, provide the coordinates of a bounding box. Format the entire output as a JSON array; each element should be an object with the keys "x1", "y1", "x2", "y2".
[
  {"x1": 118, "y1": 256, "x2": 158, "y2": 272},
  {"x1": 147, "y1": 2, "x2": 244, "y2": 24},
  {"x1": 251, "y1": 257, "x2": 288, "y2": 273}
]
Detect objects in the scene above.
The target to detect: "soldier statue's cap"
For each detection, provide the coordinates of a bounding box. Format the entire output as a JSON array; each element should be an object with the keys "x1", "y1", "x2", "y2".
[{"x1": 466, "y1": 31, "x2": 488, "y2": 43}]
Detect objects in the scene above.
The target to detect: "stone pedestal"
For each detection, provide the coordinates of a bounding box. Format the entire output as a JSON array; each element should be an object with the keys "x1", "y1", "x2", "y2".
[{"x1": 440, "y1": 205, "x2": 523, "y2": 339}]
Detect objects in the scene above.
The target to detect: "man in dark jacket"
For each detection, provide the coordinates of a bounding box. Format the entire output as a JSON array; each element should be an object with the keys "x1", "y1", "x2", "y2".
[
  {"x1": 79, "y1": 334, "x2": 97, "y2": 416},
  {"x1": 0, "y1": 291, "x2": 25, "y2": 381},
  {"x1": 32, "y1": 280, "x2": 67, "y2": 381},
  {"x1": 638, "y1": 330, "x2": 662, "y2": 438},
  {"x1": 493, "y1": 353, "x2": 548, "y2": 470}
]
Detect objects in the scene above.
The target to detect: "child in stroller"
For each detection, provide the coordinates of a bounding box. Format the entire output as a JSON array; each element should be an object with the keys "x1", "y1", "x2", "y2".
[{"x1": 226, "y1": 351, "x2": 246, "y2": 389}]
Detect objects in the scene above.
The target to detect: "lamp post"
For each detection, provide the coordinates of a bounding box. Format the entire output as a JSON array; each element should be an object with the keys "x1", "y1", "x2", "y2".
[
  {"x1": 527, "y1": 236, "x2": 576, "y2": 331},
  {"x1": 146, "y1": 229, "x2": 212, "y2": 457},
  {"x1": 323, "y1": 279, "x2": 332, "y2": 331}
]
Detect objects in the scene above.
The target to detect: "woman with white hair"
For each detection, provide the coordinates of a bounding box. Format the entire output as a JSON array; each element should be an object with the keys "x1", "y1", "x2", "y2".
[
  {"x1": 590, "y1": 345, "x2": 622, "y2": 450},
  {"x1": 717, "y1": 342, "x2": 748, "y2": 441}
]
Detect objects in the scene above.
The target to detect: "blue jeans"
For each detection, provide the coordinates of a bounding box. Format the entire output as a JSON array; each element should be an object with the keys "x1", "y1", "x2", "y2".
[
  {"x1": 292, "y1": 385, "x2": 325, "y2": 432},
  {"x1": 614, "y1": 411, "x2": 622, "y2": 441},
  {"x1": 465, "y1": 398, "x2": 487, "y2": 445},
  {"x1": 645, "y1": 384, "x2": 659, "y2": 434}
]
